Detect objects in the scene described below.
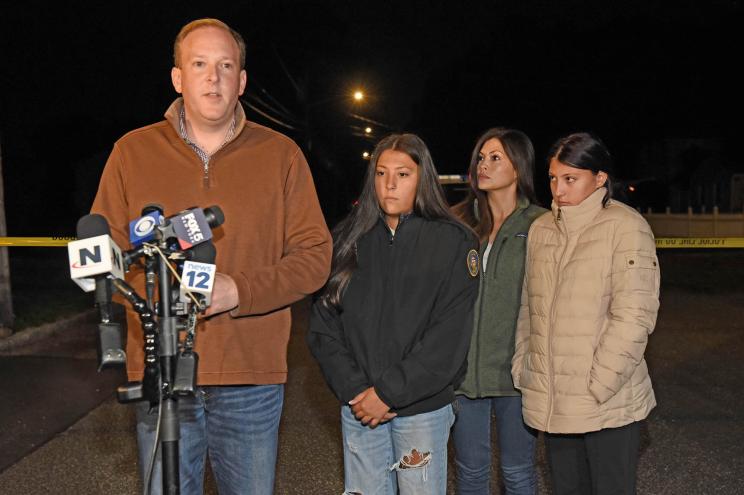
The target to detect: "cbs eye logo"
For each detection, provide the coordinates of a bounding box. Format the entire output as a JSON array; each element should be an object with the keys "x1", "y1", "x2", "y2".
[{"x1": 134, "y1": 216, "x2": 156, "y2": 237}]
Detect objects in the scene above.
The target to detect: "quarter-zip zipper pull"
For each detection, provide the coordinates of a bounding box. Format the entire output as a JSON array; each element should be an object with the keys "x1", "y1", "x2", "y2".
[
  {"x1": 203, "y1": 162, "x2": 210, "y2": 189},
  {"x1": 386, "y1": 212, "x2": 410, "y2": 245}
]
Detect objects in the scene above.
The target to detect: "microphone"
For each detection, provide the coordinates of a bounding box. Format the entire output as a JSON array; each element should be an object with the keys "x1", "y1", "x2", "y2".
[
  {"x1": 128, "y1": 204, "x2": 164, "y2": 246},
  {"x1": 169, "y1": 205, "x2": 224, "y2": 250},
  {"x1": 124, "y1": 205, "x2": 225, "y2": 255},
  {"x1": 122, "y1": 205, "x2": 164, "y2": 269},
  {"x1": 185, "y1": 239, "x2": 217, "y2": 262},
  {"x1": 69, "y1": 214, "x2": 125, "y2": 292},
  {"x1": 172, "y1": 241, "x2": 217, "y2": 394},
  {"x1": 122, "y1": 204, "x2": 220, "y2": 266},
  {"x1": 70, "y1": 213, "x2": 126, "y2": 368},
  {"x1": 202, "y1": 206, "x2": 225, "y2": 229},
  {"x1": 77, "y1": 213, "x2": 111, "y2": 239},
  {"x1": 179, "y1": 240, "x2": 217, "y2": 310}
]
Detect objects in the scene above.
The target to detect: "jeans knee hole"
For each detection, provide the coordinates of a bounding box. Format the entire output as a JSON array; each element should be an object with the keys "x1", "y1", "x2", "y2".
[{"x1": 391, "y1": 448, "x2": 432, "y2": 470}]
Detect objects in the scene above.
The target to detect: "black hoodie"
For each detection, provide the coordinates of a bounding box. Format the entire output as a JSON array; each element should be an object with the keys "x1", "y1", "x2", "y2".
[{"x1": 308, "y1": 215, "x2": 479, "y2": 417}]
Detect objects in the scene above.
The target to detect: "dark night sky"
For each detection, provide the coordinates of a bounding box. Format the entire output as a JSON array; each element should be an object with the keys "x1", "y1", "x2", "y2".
[{"x1": 0, "y1": 1, "x2": 741, "y2": 233}]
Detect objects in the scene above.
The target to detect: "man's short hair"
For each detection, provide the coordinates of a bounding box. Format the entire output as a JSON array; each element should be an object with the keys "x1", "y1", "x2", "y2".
[{"x1": 173, "y1": 18, "x2": 246, "y2": 70}]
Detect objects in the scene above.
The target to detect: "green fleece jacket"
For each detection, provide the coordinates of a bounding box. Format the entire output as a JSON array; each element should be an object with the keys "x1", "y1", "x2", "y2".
[{"x1": 457, "y1": 198, "x2": 547, "y2": 398}]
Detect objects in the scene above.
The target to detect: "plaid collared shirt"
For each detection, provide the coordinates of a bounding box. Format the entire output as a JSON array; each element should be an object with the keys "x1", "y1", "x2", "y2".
[{"x1": 178, "y1": 106, "x2": 236, "y2": 168}]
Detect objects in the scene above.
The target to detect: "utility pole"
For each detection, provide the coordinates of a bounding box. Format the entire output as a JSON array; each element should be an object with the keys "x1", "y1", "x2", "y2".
[{"x1": 0, "y1": 135, "x2": 14, "y2": 332}]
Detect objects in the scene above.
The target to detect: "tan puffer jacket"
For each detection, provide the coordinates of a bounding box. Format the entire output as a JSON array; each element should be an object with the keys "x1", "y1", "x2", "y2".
[{"x1": 511, "y1": 188, "x2": 659, "y2": 433}]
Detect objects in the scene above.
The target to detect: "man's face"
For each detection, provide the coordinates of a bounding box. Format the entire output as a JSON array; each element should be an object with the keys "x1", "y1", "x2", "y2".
[{"x1": 171, "y1": 26, "x2": 246, "y2": 131}]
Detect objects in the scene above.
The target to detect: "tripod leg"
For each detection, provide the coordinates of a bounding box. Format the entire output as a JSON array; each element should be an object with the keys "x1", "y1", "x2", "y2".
[{"x1": 161, "y1": 397, "x2": 180, "y2": 494}]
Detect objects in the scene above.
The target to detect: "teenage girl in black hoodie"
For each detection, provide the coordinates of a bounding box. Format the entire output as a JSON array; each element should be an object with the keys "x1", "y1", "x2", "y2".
[{"x1": 308, "y1": 133, "x2": 479, "y2": 495}]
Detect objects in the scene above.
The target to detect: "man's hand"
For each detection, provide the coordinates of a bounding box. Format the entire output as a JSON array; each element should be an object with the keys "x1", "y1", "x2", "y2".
[
  {"x1": 203, "y1": 272, "x2": 239, "y2": 317},
  {"x1": 349, "y1": 387, "x2": 396, "y2": 427}
]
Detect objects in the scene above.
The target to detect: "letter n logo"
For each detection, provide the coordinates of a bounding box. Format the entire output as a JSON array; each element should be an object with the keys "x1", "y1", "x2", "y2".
[
  {"x1": 79, "y1": 246, "x2": 102, "y2": 266},
  {"x1": 111, "y1": 248, "x2": 122, "y2": 271}
]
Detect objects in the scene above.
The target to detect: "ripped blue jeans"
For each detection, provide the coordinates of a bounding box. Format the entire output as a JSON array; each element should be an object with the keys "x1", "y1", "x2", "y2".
[{"x1": 340, "y1": 403, "x2": 454, "y2": 495}]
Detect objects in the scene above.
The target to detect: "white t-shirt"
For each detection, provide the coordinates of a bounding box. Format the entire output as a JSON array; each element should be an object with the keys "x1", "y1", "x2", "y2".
[{"x1": 482, "y1": 241, "x2": 493, "y2": 272}]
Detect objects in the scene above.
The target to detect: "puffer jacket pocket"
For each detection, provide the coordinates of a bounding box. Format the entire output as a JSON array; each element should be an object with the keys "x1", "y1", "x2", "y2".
[{"x1": 623, "y1": 252, "x2": 660, "y2": 294}]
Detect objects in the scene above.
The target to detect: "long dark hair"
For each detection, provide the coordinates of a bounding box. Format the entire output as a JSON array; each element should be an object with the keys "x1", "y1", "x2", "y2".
[
  {"x1": 547, "y1": 132, "x2": 615, "y2": 207},
  {"x1": 319, "y1": 133, "x2": 458, "y2": 309},
  {"x1": 452, "y1": 127, "x2": 538, "y2": 240}
]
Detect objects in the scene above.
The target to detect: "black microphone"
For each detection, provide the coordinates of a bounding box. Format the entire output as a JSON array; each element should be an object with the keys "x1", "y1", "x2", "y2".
[
  {"x1": 75, "y1": 214, "x2": 126, "y2": 369},
  {"x1": 177, "y1": 240, "x2": 218, "y2": 310},
  {"x1": 202, "y1": 206, "x2": 225, "y2": 229},
  {"x1": 77, "y1": 213, "x2": 111, "y2": 239},
  {"x1": 75, "y1": 214, "x2": 115, "y2": 316},
  {"x1": 166, "y1": 205, "x2": 225, "y2": 250},
  {"x1": 185, "y1": 240, "x2": 217, "y2": 263},
  {"x1": 123, "y1": 204, "x2": 225, "y2": 263},
  {"x1": 142, "y1": 203, "x2": 164, "y2": 216},
  {"x1": 173, "y1": 240, "x2": 217, "y2": 395}
]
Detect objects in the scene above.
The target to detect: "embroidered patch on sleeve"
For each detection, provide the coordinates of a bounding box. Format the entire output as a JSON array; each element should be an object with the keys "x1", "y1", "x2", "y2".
[{"x1": 467, "y1": 249, "x2": 479, "y2": 277}]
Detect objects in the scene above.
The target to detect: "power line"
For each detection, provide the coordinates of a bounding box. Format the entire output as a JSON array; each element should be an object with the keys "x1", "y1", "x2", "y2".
[
  {"x1": 250, "y1": 76, "x2": 300, "y2": 120},
  {"x1": 241, "y1": 99, "x2": 300, "y2": 131},
  {"x1": 244, "y1": 91, "x2": 302, "y2": 124},
  {"x1": 347, "y1": 112, "x2": 396, "y2": 131}
]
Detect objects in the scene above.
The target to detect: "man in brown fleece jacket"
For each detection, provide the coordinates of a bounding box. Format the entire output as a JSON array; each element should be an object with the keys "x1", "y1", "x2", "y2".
[{"x1": 91, "y1": 18, "x2": 331, "y2": 494}]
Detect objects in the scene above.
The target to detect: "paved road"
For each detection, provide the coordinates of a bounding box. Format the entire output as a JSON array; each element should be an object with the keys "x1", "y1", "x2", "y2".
[{"x1": 1, "y1": 288, "x2": 743, "y2": 493}]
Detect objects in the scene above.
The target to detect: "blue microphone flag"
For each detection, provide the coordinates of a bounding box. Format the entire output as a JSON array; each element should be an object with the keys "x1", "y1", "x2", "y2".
[{"x1": 128, "y1": 211, "x2": 162, "y2": 246}]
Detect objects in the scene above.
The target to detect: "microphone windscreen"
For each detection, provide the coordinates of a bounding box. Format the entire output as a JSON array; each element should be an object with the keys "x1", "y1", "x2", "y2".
[
  {"x1": 77, "y1": 214, "x2": 111, "y2": 239},
  {"x1": 186, "y1": 240, "x2": 217, "y2": 264},
  {"x1": 203, "y1": 206, "x2": 225, "y2": 228},
  {"x1": 141, "y1": 203, "x2": 164, "y2": 217}
]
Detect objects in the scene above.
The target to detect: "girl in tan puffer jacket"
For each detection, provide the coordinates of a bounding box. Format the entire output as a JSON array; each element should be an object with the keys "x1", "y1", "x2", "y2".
[{"x1": 512, "y1": 132, "x2": 660, "y2": 495}]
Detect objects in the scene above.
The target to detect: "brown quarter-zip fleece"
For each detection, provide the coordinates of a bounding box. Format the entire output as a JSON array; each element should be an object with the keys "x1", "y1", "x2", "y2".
[{"x1": 92, "y1": 98, "x2": 332, "y2": 385}]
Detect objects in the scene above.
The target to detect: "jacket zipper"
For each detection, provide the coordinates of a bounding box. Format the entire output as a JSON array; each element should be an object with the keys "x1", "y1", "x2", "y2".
[
  {"x1": 200, "y1": 119, "x2": 235, "y2": 189},
  {"x1": 474, "y1": 206, "x2": 522, "y2": 395},
  {"x1": 545, "y1": 209, "x2": 567, "y2": 429},
  {"x1": 475, "y1": 236, "x2": 508, "y2": 394},
  {"x1": 203, "y1": 162, "x2": 210, "y2": 189},
  {"x1": 378, "y1": 225, "x2": 394, "y2": 383},
  {"x1": 378, "y1": 216, "x2": 407, "y2": 389},
  {"x1": 387, "y1": 214, "x2": 409, "y2": 245}
]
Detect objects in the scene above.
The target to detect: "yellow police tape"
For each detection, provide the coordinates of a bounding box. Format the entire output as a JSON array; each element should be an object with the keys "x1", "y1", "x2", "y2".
[
  {"x1": 0, "y1": 237, "x2": 76, "y2": 247},
  {"x1": 3, "y1": 236, "x2": 744, "y2": 249},
  {"x1": 655, "y1": 237, "x2": 744, "y2": 249}
]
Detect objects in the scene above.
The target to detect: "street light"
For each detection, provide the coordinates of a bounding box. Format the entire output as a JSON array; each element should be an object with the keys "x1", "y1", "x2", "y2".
[
  {"x1": 364, "y1": 127, "x2": 372, "y2": 135},
  {"x1": 353, "y1": 90, "x2": 364, "y2": 102},
  {"x1": 362, "y1": 151, "x2": 370, "y2": 160}
]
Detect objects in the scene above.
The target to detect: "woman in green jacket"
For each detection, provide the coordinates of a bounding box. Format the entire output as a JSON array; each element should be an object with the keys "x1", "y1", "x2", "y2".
[{"x1": 451, "y1": 128, "x2": 547, "y2": 494}]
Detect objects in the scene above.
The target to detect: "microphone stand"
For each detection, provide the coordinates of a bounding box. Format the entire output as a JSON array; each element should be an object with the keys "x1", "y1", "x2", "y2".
[
  {"x1": 157, "y1": 244, "x2": 180, "y2": 494},
  {"x1": 94, "y1": 205, "x2": 223, "y2": 494},
  {"x1": 80, "y1": 205, "x2": 225, "y2": 495},
  {"x1": 113, "y1": 243, "x2": 182, "y2": 494}
]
